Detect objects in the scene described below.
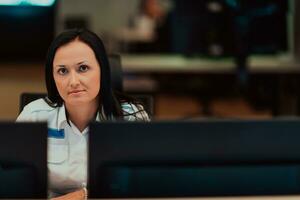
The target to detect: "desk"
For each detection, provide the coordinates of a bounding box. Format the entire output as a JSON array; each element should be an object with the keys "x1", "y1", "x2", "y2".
[
  {"x1": 105, "y1": 197, "x2": 300, "y2": 200},
  {"x1": 3, "y1": 196, "x2": 300, "y2": 200},
  {"x1": 107, "y1": 197, "x2": 300, "y2": 200},
  {"x1": 121, "y1": 54, "x2": 300, "y2": 116},
  {"x1": 121, "y1": 54, "x2": 300, "y2": 74}
]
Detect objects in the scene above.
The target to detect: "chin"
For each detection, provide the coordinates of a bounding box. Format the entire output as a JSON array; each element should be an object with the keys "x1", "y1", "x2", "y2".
[
  {"x1": 66, "y1": 98, "x2": 89, "y2": 106},
  {"x1": 64, "y1": 95, "x2": 98, "y2": 106}
]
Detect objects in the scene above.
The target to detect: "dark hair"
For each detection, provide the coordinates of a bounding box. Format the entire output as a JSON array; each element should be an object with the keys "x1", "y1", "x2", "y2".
[{"x1": 45, "y1": 29, "x2": 122, "y2": 120}]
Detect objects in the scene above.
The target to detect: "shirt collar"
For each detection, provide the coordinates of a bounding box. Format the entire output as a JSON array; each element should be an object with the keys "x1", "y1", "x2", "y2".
[
  {"x1": 57, "y1": 104, "x2": 89, "y2": 135},
  {"x1": 58, "y1": 103, "x2": 105, "y2": 130},
  {"x1": 95, "y1": 106, "x2": 110, "y2": 121},
  {"x1": 69, "y1": 120, "x2": 89, "y2": 135},
  {"x1": 57, "y1": 103, "x2": 68, "y2": 129}
]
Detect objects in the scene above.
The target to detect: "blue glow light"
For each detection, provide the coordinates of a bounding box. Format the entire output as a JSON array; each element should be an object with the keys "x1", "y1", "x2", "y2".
[
  {"x1": 25, "y1": 0, "x2": 56, "y2": 6},
  {"x1": 226, "y1": 0, "x2": 238, "y2": 9},
  {"x1": 0, "y1": 0, "x2": 22, "y2": 6},
  {"x1": 0, "y1": 0, "x2": 55, "y2": 6}
]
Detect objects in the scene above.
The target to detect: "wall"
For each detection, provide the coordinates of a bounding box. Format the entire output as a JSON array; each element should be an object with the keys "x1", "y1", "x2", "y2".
[
  {"x1": 56, "y1": 0, "x2": 139, "y2": 34},
  {"x1": 0, "y1": 64, "x2": 45, "y2": 120}
]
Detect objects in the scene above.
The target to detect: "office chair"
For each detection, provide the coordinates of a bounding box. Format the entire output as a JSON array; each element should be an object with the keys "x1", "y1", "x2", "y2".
[
  {"x1": 19, "y1": 93, "x2": 47, "y2": 113},
  {"x1": 109, "y1": 54, "x2": 123, "y2": 92},
  {"x1": 108, "y1": 55, "x2": 154, "y2": 115},
  {"x1": 19, "y1": 55, "x2": 154, "y2": 116}
]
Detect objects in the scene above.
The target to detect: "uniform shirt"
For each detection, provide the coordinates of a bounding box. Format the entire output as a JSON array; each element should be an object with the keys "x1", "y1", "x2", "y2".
[{"x1": 16, "y1": 98, "x2": 149, "y2": 197}]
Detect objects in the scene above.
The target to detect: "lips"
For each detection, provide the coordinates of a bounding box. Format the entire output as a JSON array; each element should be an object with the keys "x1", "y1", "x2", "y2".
[{"x1": 68, "y1": 90, "x2": 85, "y2": 95}]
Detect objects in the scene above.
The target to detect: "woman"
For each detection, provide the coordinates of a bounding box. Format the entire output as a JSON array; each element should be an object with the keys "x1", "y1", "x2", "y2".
[{"x1": 17, "y1": 29, "x2": 149, "y2": 199}]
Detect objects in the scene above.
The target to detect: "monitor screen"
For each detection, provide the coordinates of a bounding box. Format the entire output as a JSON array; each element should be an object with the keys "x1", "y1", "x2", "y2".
[
  {"x1": 0, "y1": 122, "x2": 47, "y2": 198},
  {"x1": 89, "y1": 120, "x2": 300, "y2": 198},
  {"x1": 0, "y1": 3, "x2": 55, "y2": 61}
]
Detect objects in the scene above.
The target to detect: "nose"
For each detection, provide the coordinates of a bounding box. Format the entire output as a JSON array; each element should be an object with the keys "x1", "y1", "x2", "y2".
[{"x1": 69, "y1": 71, "x2": 80, "y2": 88}]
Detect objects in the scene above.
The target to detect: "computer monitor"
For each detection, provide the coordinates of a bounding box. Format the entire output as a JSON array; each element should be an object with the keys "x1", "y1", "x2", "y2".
[
  {"x1": 0, "y1": 3, "x2": 55, "y2": 61},
  {"x1": 0, "y1": 122, "x2": 47, "y2": 198},
  {"x1": 89, "y1": 120, "x2": 300, "y2": 198}
]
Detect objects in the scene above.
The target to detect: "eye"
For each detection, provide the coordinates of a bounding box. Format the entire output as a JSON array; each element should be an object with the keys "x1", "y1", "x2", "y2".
[
  {"x1": 57, "y1": 68, "x2": 68, "y2": 75},
  {"x1": 79, "y1": 64, "x2": 89, "y2": 72}
]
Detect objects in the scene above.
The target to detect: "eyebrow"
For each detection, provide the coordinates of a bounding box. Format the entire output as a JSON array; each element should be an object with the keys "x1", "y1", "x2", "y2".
[
  {"x1": 76, "y1": 61, "x2": 88, "y2": 65},
  {"x1": 54, "y1": 61, "x2": 88, "y2": 68},
  {"x1": 55, "y1": 65, "x2": 66, "y2": 68}
]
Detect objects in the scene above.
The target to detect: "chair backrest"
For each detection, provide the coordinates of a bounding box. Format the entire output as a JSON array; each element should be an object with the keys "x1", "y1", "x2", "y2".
[
  {"x1": 131, "y1": 94, "x2": 154, "y2": 116},
  {"x1": 109, "y1": 55, "x2": 153, "y2": 116},
  {"x1": 19, "y1": 93, "x2": 46, "y2": 113},
  {"x1": 109, "y1": 54, "x2": 123, "y2": 92}
]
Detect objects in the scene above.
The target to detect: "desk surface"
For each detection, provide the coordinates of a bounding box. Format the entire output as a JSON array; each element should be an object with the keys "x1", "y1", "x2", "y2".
[
  {"x1": 3, "y1": 196, "x2": 300, "y2": 200},
  {"x1": 105, "y1": 197, "x2": 300, "y2": 200},
  {"x1": 121, "y1": 54, "x2": 300, "y2": 74}
]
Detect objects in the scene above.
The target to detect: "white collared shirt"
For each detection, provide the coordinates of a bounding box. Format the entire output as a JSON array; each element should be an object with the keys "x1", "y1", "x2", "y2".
[{"x1": 16, "y1": 98, "x2": 149, "y2": 197}]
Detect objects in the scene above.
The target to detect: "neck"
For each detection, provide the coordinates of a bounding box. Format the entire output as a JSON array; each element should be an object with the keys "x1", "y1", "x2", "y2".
[{"x1": 65, "y1": 101, "x2": 98, "y2": 132}]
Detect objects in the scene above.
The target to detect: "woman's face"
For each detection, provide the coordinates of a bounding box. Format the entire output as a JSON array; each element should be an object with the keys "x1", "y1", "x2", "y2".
[{"x1": 53, "y1": 40, "x2": 101, "y2": 106}]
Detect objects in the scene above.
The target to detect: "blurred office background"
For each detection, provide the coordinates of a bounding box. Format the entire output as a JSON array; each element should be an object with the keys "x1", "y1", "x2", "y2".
[{"x1": 1, "y1": 0, "x2": 300, "y2": 120}]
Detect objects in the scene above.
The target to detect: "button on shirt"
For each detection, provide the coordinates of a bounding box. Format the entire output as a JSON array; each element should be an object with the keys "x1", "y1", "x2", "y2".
[{"x1": 16, "y1": 98, "x2": 149, "y2": 197}]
